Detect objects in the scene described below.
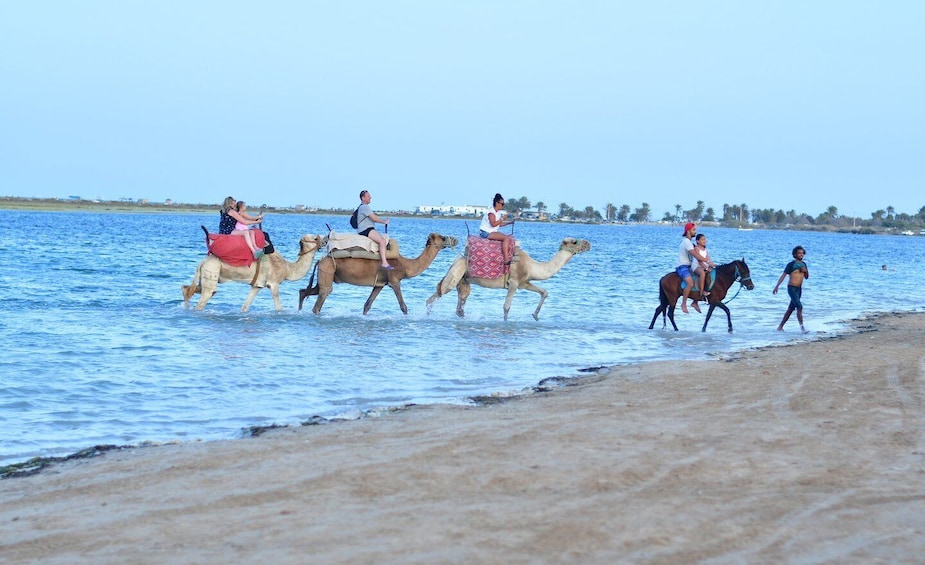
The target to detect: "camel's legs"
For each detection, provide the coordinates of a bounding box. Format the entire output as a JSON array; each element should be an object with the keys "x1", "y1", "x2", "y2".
[
  {"x1": 240, "y1": 286, "x2": 262, "y2": 312},
  {"x1": 516, "y1": 281, "x2": 548, "y2": 321},
  {"x1": 425, "y1": 290, "x2": 442, "y2": 314},
  {"x1": 194, "y1": 269, "x2": 220, "y2": 311},
  {"x1": 363, "y1": 286, "x2": 386, "y2": 315},
  {"x1": 268, "y1": 284, "x2": 283, "y2": 312},
  {"x1": 311, "y1": 265, "x2": 336, "y2": 314},
  {"x1": 311, "y1": 286, "x2": 332, "y2": 314},
  {"x1": 182, "y1": 263, "x2": 204, "y2": 304},
  {"x1": 389, "y1": 283, "x2": 409, "y2": 315},
  {"x1": 502, "y1": 284, "x2": 518, "y2": 321},
  {"x1": 455, "y1": 281, "x2": 471, "y2": 317}
]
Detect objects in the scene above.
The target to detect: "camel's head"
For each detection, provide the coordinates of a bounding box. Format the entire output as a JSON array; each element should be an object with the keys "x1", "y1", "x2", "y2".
[
  {"x1": 428, "y1": 233, "x2": 459, "y2": 249},
  {"x1": 299, "y1": 234, "x2": 324, "y2": 255},
  {"x1": 561, "y1": 237, "x2": 591, "y2": 255}
]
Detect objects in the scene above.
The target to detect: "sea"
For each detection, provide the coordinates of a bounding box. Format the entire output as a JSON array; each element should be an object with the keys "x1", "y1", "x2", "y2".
[{"x1": 3, "y1": 210, "x2": 923, "y2": 466}]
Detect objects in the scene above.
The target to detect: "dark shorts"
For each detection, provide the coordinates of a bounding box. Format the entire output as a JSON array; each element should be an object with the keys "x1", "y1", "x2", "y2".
[
  {"x1": 359, "y1": 228, "x2": 374, "y2": 237},
  {"x1": 675, "y1": 265, "x2": 692, "y2": 279},
  {"x1": 479, "y1": 230, "x2": 490, "y2": 238},
  {"x1": 787, "y1": 285, "x2": 803, "y2": 309}
]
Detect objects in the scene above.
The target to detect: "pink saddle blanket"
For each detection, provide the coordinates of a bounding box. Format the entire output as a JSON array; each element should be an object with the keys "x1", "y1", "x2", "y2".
[
  {"x1": 467, "y1": 235, "x2": 515, "y2": 279},
  {"x1": 206, "y1": 230, "x2": 266, "y2": 267}
]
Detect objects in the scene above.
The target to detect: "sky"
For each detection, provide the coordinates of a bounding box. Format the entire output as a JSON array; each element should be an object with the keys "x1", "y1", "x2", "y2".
[{"x1": 2, "y1": 1, "x2": 923, "y2": 219}]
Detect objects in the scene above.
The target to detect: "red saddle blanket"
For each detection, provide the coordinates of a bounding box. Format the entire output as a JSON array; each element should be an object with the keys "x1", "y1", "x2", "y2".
[
  {"x1": 206, "y1": 230, "x2": 266, "y2": 267},
  {"x1": 467, "y1": 235, "x2": 515, "y2": 279}
]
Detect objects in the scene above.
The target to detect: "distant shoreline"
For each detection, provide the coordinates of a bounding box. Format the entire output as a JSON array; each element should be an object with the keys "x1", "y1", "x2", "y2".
[{"x1": 2, "y1": 196, "x2": 911, "y2": 235}]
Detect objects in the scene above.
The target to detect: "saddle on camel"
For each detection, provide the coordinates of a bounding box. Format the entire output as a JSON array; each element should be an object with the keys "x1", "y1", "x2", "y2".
[
  {"x1": 324, "y1": 230, "x2": 400, "y2": 260},
  {"x1": 200, "y1": 226, "x2": 274, "y2": 267},
  {"x1": 466, "y1": 234, "x2": 518, "y2": 279}
]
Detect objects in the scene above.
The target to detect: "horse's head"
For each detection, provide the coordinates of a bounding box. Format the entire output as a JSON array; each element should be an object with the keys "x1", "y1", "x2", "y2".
[
  {"x1": 734, "y1": 258, "x2": 754, "y2": 290},
  {"x1": 428, "y1": 233, "x2": 458, "y2": 249},
  {"x1": 561, "y1": 237, "x2": 592, "y2": 255}
]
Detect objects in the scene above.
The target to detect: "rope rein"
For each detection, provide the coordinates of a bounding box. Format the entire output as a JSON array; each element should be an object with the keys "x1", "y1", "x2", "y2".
[{"x1": 722, "y1": 263, "x2": 751, "y2": 305}]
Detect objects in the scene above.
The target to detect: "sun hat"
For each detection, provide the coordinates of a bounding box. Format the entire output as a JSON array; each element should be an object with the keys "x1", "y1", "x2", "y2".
[{"x1": 683, "y1": 222, "x2": 695, "y2": 235}]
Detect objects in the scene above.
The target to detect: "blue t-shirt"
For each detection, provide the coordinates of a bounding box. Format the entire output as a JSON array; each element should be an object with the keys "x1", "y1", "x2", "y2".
[{"x1": 784, "y1": 260, "x2": 807, "y2": 274}]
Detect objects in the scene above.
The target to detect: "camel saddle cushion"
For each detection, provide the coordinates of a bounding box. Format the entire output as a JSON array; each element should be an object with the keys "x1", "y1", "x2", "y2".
[
  {"x1": 206, "y1": 230, "x2": 266, "y2": 267},
  {"x1": 467, "y1": 235, "x2": 516, "y2": 279},
  {"x1": 326, "y1": 231, "x2": 400, "y2": 259}
]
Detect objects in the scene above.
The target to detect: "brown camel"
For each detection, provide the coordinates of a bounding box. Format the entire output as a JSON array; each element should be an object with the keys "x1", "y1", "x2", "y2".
[
  {"x1": 298, "y1": 233, "x2": 458, "y2": 315},
  {"x1": 182, "y1": 234, "x2": 324, "y2": 312},
  {"x1": 425, "y1": 237, "x2": 591, "y2": 320}
]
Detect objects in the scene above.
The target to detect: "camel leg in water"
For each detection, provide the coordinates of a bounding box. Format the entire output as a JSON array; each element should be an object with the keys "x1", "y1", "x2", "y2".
[
  {"x1": 241, "y1": 286, "x2": 263, "y2": 312},
  {"x1": 363, "y1": 286, "x2": 386, "y2": 315},
  {"x1": 195, "y1": 269, "x2": 220, "y2": 311},
  {"x1": 389, "y1": 282, "x2": 409, "y2": 315},
  {"x1": 516, "y1": 281, "x2": 548, "y2": 321},
  {"x1": 311, "y1": 285, "x2": 333, "y2": 314},
  {"x1": 455, "y1": 280, "x2": 471, "y2": 318}
]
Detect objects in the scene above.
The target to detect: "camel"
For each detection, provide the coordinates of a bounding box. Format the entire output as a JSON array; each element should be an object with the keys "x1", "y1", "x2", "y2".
[
  {"x1": 425, "y1": 237, "x2": 591, "y2": 321},
  {"x1": 298, "y1": 232, "x2": 458, "y2": 315},
  {"x1": 182, "y1": 234, "x2": 324, "y2": 312}
]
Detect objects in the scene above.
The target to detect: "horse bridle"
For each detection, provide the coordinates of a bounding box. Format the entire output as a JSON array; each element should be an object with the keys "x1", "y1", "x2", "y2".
[{"x1": 734, "y1": 264, "x2": 752, "y2": 286}]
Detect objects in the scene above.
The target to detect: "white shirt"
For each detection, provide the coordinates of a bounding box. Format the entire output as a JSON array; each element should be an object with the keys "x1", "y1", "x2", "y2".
[{"x1": 678, "y1": 237, "x2": 695, "y2": 267}]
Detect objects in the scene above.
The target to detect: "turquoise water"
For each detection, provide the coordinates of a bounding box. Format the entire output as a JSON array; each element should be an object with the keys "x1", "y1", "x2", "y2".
[{"x1": 3, "y1": 210, "x2": 923, "y2": 465}]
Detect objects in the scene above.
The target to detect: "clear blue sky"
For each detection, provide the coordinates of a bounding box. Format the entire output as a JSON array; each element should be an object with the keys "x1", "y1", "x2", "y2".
[{"x1": 2, "y1": 1, "x2": 922, "y2": 218}]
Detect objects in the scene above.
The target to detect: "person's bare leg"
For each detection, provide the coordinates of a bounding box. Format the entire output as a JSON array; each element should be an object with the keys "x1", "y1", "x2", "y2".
[
  {"x1": 368, "y1": 230, "x2": 389, "y2": 267},
  {"x1": 778, "y1": 306, "x2": 794, "y2": 331},
  {"x1": 797, "y1": 309, "x2": 807, "y2": 332},
  {"x1": 681, "y1": 277, "x2": 692, "y2": 314}
]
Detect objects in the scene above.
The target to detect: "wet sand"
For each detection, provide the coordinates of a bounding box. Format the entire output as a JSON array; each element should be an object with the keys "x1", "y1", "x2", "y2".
[{"x1": 2, "y1": 312, "x2": 924, "y2": 563}]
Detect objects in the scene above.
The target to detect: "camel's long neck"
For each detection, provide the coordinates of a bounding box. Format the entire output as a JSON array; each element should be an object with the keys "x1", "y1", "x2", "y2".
[
  {"x1": 404, "y1": 244, "x2": 441, "y2": 278},
  {"x1": 285, "y1": 247, "x2": 319, "y2": 281},
  {"x1": 530, "y1": 249, "x2": 575, "y2": 281}
]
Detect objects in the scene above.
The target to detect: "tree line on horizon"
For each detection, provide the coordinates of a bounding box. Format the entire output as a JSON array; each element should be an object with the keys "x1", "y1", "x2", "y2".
[{"x1": 501, "y1": 196, "x2": 925, "y2": 229}]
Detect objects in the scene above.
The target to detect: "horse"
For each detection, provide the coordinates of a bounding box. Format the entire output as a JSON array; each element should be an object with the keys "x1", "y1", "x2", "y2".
[{"x1": 649, "y1": 259, "x2": 754, "y2": 333}]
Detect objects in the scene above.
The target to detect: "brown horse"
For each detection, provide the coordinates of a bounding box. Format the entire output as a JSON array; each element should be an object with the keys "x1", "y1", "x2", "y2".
[{"x1": 649, "y1": 259, "x2": 754, "y2": 332}]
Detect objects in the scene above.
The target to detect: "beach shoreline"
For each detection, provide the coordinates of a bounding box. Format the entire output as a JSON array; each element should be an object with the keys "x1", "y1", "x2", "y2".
[{"x1": 3, "y1": 311, "x2": 924, "y2": 563}]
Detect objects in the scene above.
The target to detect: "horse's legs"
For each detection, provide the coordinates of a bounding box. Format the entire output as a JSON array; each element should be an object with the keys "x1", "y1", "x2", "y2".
[
  {"x1": 702, "y1": 303, "x2": 732, "y2": 332},
  {"x1": 666, "y1": 305, "x2": 679, "y2": 331},
  {"x1": 648, "y1": 305, "x2": 665, "y2": 329},
  {"x1": 719, "y1": 303, "x2": 733, "y2": 332},
  {"x1": 701, "y1": 304, "x2": 716, "y2": 332}
]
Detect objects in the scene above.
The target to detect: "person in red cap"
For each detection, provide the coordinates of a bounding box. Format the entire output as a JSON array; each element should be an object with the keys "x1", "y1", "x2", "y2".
[{"x1": 677, "y1": 222, "x2": 711, "y2": 314}]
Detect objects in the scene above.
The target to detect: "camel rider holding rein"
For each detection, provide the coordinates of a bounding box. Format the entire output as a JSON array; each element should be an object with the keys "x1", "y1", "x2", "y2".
[
  {"x1": 677, "y1": 222, "x2": 711, "y2": 314},
  {"x1": 355, "y1": 189, "x2": 393, "y2": 270}
]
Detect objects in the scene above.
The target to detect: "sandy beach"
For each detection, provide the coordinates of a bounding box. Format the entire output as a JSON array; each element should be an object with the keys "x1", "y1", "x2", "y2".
[{"x1": 2, "y1": 312, "x2": 924, "y2": 563}]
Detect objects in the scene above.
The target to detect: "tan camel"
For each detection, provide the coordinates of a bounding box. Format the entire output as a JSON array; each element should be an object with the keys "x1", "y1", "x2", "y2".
[
  {"x1": 182, "y1": 234, "x2": 324, "y2": 312},
  {"x1": 425, "y1": 237, "x2": 591, "y2": 320},
  {"x1": 298, "y1": 233, "x2": 458, "y2": 315}
]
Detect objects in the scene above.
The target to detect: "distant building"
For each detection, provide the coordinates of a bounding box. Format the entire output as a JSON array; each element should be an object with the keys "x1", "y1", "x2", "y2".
[{"x1": 415, "y1": 204, "x2": 490, "y2": 217}]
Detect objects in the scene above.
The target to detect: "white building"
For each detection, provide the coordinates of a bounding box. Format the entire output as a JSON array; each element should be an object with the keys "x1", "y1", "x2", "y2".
[{"x1": 415, "y1": 204, "x2": 490, "y2": 217}]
